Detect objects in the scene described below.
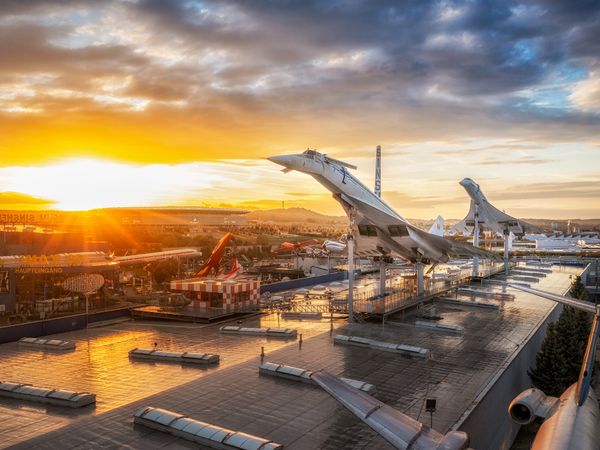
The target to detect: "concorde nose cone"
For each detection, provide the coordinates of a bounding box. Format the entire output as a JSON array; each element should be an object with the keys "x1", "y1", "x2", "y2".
[
  {"x1": 267, "y1": 155, "x2": 293, "y2": 167},
  {"x1": 459, "y1": 178, "x2": 472, "y2": 187},
  {"x1": 268, "y1": 154, "x2": 306, "y2": 172}
]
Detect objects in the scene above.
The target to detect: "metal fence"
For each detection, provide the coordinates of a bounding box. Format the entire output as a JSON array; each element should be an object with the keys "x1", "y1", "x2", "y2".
[
  {"x1": 262, "y1": 262, "x2": 506, "y2": 316},
  {"x1": 353, "y1": 262, "x2": 505, "y2": 315}
]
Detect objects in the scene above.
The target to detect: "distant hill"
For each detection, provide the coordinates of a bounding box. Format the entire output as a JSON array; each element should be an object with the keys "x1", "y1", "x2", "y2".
[
  {"x1": 246, "y1": 208, "x2": 346, "y2": 224},
  {"x1": 245, "y1": 208, "x2": 600, "y2": 231}
]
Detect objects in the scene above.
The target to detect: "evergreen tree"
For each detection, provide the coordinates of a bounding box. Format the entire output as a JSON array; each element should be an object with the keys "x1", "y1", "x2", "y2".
[
  {"x1": 569, "y1": 275, "x2": 589, "y2": 300},
  {"x1": 528, "y1": 322, "x2": 568, "y2": 396},
  {"x1": 529, "y1": 277, "x2": 592, "y2": 395},
  {"x1": 555, "y1": 307, "x2": 587, "y2": 385}
]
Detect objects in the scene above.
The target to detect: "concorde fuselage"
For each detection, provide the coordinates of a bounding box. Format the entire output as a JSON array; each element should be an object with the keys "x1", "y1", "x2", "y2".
[
  {"x1": 268, "y1": 152, "x2": 403, "y2": 222},
  {"x1": 459, "y1": 177, "x2": 488, "y2": 206}
]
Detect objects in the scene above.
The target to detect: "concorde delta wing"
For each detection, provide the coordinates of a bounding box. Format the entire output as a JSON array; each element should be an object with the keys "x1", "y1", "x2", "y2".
[
  {"x1": 311, "y1": 371, "x2": 470, "y2": 450},
  {"x1": 407, "y1": 223, "x2": 498, "y2": 261},
  {"x1": 334, "y1": 193, "x2": 423, "y2": 261},
  {"x1": 336, "y1": 193, "x2": 497, "y2": 263},
  {"x1": 453, "y1": 200, "x2": 476, "y2": 235}
]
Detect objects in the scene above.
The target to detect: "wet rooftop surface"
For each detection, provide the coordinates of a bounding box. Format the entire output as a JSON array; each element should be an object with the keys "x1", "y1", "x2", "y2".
[{"x1": 0, "y1": 265, "x2": 580, "y2": 449}]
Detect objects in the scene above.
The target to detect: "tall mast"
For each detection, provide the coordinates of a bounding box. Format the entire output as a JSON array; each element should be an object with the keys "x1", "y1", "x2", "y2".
[{"x1": 374, "y1": 145, "x2": 382, "y2": 198}]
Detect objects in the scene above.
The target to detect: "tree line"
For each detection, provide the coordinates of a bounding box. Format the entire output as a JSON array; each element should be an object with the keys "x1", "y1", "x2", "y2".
[{"x1": 528, "y1": 276, "x2": 591, "y2": 396}]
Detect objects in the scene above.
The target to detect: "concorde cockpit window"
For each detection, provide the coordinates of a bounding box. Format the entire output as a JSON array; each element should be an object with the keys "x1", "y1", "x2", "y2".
[{"x1": 303, "y1": 149, "x2": 318, "y2": 158}]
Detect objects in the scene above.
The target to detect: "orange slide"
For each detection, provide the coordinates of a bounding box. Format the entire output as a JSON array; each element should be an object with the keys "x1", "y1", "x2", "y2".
[{"x1": 194, "y1": 232, "x2": 233, "y2": 278}]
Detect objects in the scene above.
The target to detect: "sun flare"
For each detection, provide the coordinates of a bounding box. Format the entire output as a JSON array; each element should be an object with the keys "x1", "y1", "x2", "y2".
[{"x1": 0, "y1": 158, "x2": 221, "y2": 211}]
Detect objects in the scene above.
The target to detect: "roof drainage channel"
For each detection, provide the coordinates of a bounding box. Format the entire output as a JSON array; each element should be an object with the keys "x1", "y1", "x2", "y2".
[
  {"x1": 334, "y1": 335, "x2": 428, "y2": 358},
  {"x1": 220, "y1": 326, "x2": 297, "y2": 339},
  {"x1": 436, "y1": 297, "x2": 500, "y2": 309},
  {"x1": 19, "y1": 337, "x2": 76, "y2": 351},
  {"x1": 129, "y1": 348, "x2": 219, "y2": 365},
  {"x1": 415, "y1": 320, "x2": 464, "y2": 335},
  {"x1": 133, "y1": 406, "x2": 283, "y2": 450},
  {"x1": 457, "y1": 288, "x2": 515, "y2": 300},
  {"x1": 506, "y1": 275, "x2": 542, "y2": 283},
  {"x1": 515, "y1": 266, "x2": 552, "y2": 274},
  {"x1": 510, "y1": 270, "x2": 547, "y2": 278},
  {"x1": 259, "y1": 362, "x2": 376, "y2": 395},
  {"x1": 0, "y1": 381, "x2": 95, "y2": 408},
  {"x1": 483, "y1": 279, "x2": 531, "y2": 288},
  {"x1": 280, "y1": 312, "x2": 323, "y2": 320}
]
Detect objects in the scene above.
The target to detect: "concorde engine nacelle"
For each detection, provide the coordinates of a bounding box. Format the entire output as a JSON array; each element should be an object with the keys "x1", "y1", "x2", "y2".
[{"x1": 508, "y1": 388, "x2": 557, "y2": 425}]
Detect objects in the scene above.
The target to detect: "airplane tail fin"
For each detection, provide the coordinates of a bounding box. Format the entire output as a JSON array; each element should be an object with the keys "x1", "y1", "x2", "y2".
[
  {"x1": 428, "y1": 215, "x2": 445, "y2": 237},
  {"x1": 194, "y1": 232, "x2": 233, "y2": 278}
]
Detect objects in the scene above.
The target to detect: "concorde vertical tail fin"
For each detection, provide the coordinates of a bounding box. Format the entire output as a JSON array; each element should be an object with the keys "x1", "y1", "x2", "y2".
[{"x1": 428, "y1": 215, "x2": 445, "y2": 236}]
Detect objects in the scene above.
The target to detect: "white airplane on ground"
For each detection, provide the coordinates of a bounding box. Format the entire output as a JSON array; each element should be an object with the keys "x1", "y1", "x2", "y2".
[
  {"x1": 113, "y1": 248, "x2": 201, "y2": 264},
  {"x1": 507, "y1": 284, "x2": 600, "y2": 450},
  {"x1": 454, "y1": 178, "x2": 533, "y2": 236},
  {"x1": 269, "y1": 150, "x2": 493, "y2": 264},
  {"x1": 428, "y1": 215, "x2": 445, "y2": 237},
  {"x1": 323, "y1": 239, "x2": 346, "y2": 253},
  {"x1": 0, "y1": 249, "x2": 202, "y2": 268}
]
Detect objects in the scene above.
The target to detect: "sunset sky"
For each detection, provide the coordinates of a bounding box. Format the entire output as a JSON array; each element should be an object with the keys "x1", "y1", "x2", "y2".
[{"x1": 0, "y1": 0, "x2": 599, "y2": 219}]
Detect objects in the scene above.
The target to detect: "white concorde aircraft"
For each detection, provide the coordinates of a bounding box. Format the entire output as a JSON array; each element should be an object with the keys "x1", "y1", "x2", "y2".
[
  {"x1": 454, "y1": 178, "x2": 535, "y2": 236},
  {"x1": 269, "y1": 150, "x2": 495, "y2": 264}
]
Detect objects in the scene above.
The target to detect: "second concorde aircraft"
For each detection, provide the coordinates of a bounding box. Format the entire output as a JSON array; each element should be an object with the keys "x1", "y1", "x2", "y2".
[
  {"x1": 454, "y1": 177, "x2": 535, "y2": 236},
  {"x1": 268, "y1": 150, "x2": 494, "y2": 264}
]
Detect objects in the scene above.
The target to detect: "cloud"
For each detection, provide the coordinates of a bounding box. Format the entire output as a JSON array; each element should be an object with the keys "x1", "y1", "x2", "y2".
[
  {"x1": 569, "y1": 71, "x2": 600, "y2": 113},
  {"x1": 474, "y1": 156, "x2": 553, "y2": 165},
  {"x1": 490, "y1": 180, "x2": 600, "y2": 201},
  {"x1": 383, "y1": 191, "x2": 445, "y2": 210},
  {"x1": 0, "y1": 0, "x2": 598, "y2": 161}
]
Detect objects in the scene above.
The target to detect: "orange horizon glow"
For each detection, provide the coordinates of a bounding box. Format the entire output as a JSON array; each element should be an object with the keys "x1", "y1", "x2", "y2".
[
  {"x1": 0, "y1": 155, "x2": 599, "y2": 220},
  {"x1": 1, "y1": 2, "x2": 599, "y2": 220}
]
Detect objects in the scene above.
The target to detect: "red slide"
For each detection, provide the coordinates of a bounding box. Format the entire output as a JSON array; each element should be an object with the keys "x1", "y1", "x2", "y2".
[{"x1": 194, "y1": 232, "x2": 233, "y2": 278}]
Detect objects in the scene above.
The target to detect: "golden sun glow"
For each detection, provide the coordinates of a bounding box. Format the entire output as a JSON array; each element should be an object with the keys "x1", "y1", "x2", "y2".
[{"x1": 0, "y1": 158, "x2": 222, "y2": 210}]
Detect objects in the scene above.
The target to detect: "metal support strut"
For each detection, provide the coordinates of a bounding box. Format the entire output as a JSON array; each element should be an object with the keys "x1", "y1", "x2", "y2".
[
  {"x1": 379, "y1": 259, "x2": 386, "y2": 297},
  {"x1": 503, "y1": 231, "x2": 510, "y2": 276},
  {"x1": 472, "y1": 205, "x2": 480, "y2": 278},
  {"x1": 416, "y1": 262, "x2": 425, "y2": 298},
  {"x1": 347, "y1": 211, "x2": 356, "y2": 323}
]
